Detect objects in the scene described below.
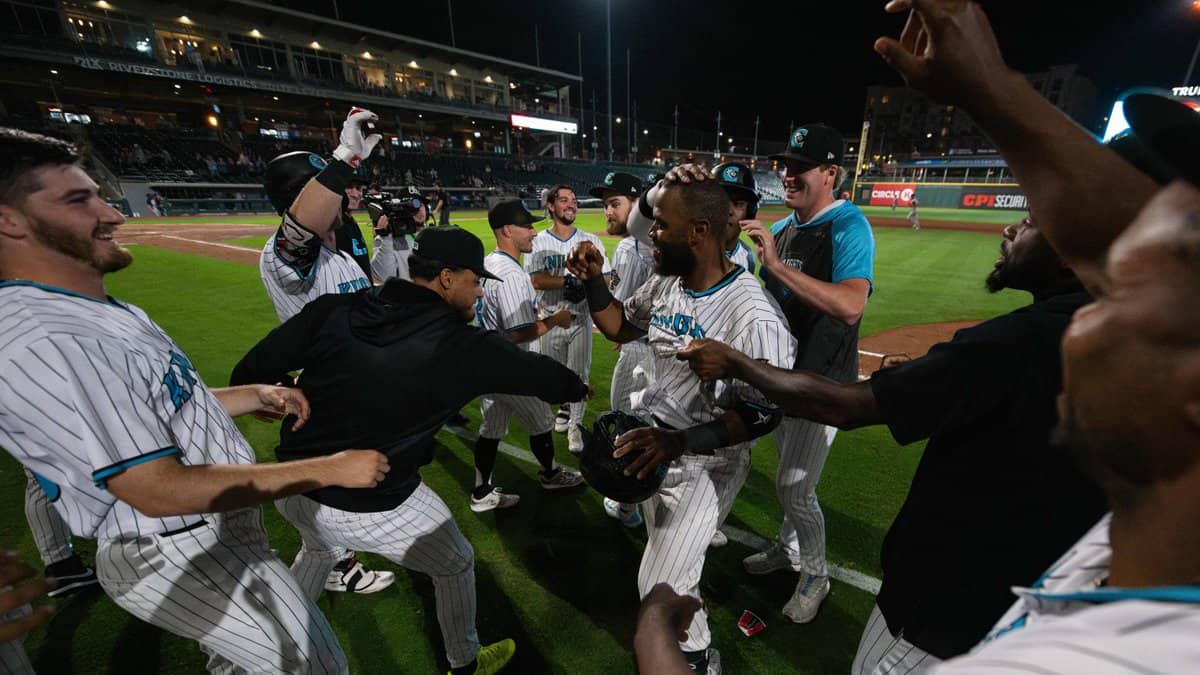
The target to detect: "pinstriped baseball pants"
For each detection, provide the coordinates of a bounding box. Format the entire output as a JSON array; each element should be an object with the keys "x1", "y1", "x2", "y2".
[
  {"x1": 610, "y1": 341, "x2": 652, "y2": 414},
  {"x1": 276, "y1": 483, "x2": 480, "y2": 669},
  {"x1": 23, "y1": 469, "x2": 72, "y2": 566},
  {"x1": 774, "y1": 417, "x2": 838, "y2": 577},
  {"x1": 96, "y1": 508, "x2": 347, "y2": 674},
  {"x1": 639, "y1": 448, "x2": 751, "y2": 652},
  {"x1": 852, "y1": 605, "x2": 939, "y2": 675},
  {"x1": 538, "y1": 321, "x2": 592, "y2": 428}
]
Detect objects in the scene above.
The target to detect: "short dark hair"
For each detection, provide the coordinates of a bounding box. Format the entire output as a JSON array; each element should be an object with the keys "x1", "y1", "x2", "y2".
[
  {"x1": 409, "y1": 254, "x2": 450, "y2": 281},
  {"x1": 664, "y1": 180, "x2": 730, "y2": 241},
  {"x1": 0, "y1": 128, "x2": 80, "y2": 206},
  {"x1": 546, "y1": 184, "x2": 574, "y2": 206}
]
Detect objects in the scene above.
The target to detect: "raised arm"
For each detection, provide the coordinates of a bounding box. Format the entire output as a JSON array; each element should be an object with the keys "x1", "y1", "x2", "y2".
[
  {"x1": 288, "y1": 107, "x2": 381, "y2": 239},
  {"x1": 565, "y1": 241, "x2": 646, "y2": 343},
  {"x1": 874, "y1": 0, "x2": 1158, "y2": 288}
]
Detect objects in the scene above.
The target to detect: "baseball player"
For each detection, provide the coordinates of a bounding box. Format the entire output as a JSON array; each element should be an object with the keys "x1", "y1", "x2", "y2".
[
  {"x1": 231, "y1": 225, "x2": 591, "y2": 675},
  {"x1": 712, "y1": 162, "x2": 759, "y2": 276},
  {"x1": 258, "y1": 110, "x2": 376, "y2": 323},
  {"x1": 588, "y1": 171, "x2": 655, "y2": 529},
  {"x1": 258, "y1": 109, "x2": 395, "y2": 595},
  {"x1": 335, "y1": 175, "x2": 373, "y2": 281},
  {"x1": 23, "y1": 470, "x2": 98, "y2": 597},
  {"x1": 526, "y1": 185, "x2": 611, "y2": 454},
  {"x1": 568, "y1": 176, "x2": 796, "y2": 674},
  {"x1": 369, "y1": 186, "x2": 426, "y2": 281},
  {"x1": 908, "y1": 197, "x2": 920, "y2": 230},
  {"x1": 739, "y1": 125, "x2": 875, "y2": 624},
  {"x1": 0, "y1": 127, "x2": 388, "y2": 673},
  {"x1": 472, "y1": 200, "x2": 584, "y2": 511}
]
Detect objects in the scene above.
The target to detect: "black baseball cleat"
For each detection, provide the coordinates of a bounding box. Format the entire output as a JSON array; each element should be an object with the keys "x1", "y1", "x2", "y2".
[{"x1": 45, "y1": 554, "x2": 100, "y2": 598}]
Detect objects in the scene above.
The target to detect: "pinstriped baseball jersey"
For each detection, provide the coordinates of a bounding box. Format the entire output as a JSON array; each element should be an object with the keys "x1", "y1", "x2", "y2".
[
  {"x1": 935, "y1": 513, "x2": 1200, "y2": 674},
  {"x1": 479, "y1": 250, "x2": 538, "y2": 351},
  {"x1": 261, "y1": 212, "x2": 371, "y2": 322},
  {"x1": 725, "y1": 239, "x2": 757, "y2": 276},
  {"x1": 0, "y1": 282, "x2": 255, "y2": 541},
  {"x1": 623, "y1": 266, "x2": 796, "y2": 433},
  {"x1": 611, "y1": 236, "x2": 655, "y2": 303},
  {"x1": 524, "y1": 227, "x2": 610, "y2": 316}
]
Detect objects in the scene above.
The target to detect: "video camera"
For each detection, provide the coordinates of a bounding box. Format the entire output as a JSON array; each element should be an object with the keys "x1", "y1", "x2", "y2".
[{"x1": 365, "y1": 186, "x2": 425, "y2": 238}]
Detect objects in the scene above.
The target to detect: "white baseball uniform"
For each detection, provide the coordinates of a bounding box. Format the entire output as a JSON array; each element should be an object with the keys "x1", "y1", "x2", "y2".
[
  {"x1": 24, "y1": 468, "x2": 74, "y2": 566},
  {"x1": 260, "y1": 212, "x2": 371, "y2": 322},
  {"x1": 931, "y1": 513, "x2": 1200, "y2": 674},
  {"x1": 622, "y1": 267, "x2": 796, "y2": 653},
  {"x1": 725, "y1": 239, "x2": 757, "y2": 276},
  {"x1": 477, "y1": 250, "x2": 555, "y2": 439},
  {"x1": 370, "y1": 232, "x2": 415, "y2": 282},
  {"x1": 609, "y1": 235, "x2": 656, "y2": 414},
  {"x1": 525, "y1": 227, "x2": 610, "y2": 428},
  {"x1": 0, "y1": 281, "x2": 346, "y2": 674}
]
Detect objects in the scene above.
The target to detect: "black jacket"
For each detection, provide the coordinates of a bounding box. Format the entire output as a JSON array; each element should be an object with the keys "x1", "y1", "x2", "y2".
[{"x1": 231, "y1": 279, "x2": 587, "y2": 512}]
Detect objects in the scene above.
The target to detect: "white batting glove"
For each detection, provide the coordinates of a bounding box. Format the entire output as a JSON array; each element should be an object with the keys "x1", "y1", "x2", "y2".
[{"x1": 332, "y1": 107, "x2": 382, "y2": 168}]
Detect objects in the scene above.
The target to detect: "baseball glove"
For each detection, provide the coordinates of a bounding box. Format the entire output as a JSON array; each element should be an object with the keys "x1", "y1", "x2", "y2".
[
  {"x1": 579, "y1": 411, "x2": 668, "y2": 503},
  {"x1": 562, "y1": 275, "x2": 586, "y2": 304}
]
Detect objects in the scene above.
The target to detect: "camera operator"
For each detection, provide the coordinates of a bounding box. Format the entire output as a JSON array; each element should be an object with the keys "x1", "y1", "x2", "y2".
[{"x1": 368, "y1": 186, "x2": 426, "y2": 281}]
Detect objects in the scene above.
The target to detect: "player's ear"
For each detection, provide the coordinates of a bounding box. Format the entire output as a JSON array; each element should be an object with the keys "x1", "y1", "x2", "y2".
[
  {"x1": 690, "y1": 219, "x2": 710, "y2": 243},
  {"x1": 0, "y1": 203, "x2": 30, "y2": 240},
  {"x1": 439, "y1": 267, "x2": 456, "y2": 290}
]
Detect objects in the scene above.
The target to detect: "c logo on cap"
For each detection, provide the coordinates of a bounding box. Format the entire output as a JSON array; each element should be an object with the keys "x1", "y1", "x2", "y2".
[
  {"x1": 791, "y1": 129, "x2": 808, "y2": 148},
  {"x1": 722, "y1": 166, "x2": 740, "y2": 182},
  {"x1": 308, "y1": 154, "x2": 328, "y2": 170},
  {"x1": 604, "y1": 172, "x2": 615, "y2": 185}
]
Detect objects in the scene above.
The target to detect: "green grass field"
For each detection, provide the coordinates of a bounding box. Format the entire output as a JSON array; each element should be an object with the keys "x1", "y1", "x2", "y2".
[{"x1": 0, "y1": 207, "x2": 1027, "y2": 674}]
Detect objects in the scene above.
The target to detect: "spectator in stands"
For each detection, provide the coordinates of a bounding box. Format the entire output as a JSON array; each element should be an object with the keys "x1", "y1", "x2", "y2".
[{"x1": 132, "y1": 144, "x2": 146, "y2": 164}]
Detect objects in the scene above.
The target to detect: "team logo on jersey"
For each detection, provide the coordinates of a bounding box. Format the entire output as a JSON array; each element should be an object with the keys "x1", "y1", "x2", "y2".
[
  {"x1": 608, "y1": 269, "x2": 621, "y2": 292},
  {"x1": 163, "y1": 351, "x2": 199, "y2": 412},
  {"x1": 649, "y1": 312, "x2": 706, "y2": 339},
  {"x1": 541, "y1": 254, "x2": 566, "y2": 271},
  {"x1": 721, "y1": 166, "x2": 740, "y2": 182},
  {"x1": 790, "y1": 128, "x2": 808, "y2": 148},
  {"x1": 336, "y1": 277, "x2": 371, "y2": 294},
  {"x1": 604, "y1": 172, "x2": 615, "y2": 186}
]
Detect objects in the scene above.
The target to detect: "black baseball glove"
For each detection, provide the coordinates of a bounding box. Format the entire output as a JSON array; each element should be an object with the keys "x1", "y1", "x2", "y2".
[{"x1": 562, "y1": 275, "x2": 586, "y2": 304}]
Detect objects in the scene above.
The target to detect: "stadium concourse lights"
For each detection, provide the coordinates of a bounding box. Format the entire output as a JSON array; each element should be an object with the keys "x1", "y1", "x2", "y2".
[
  {"x1": 95, "y1": 0, "x2": 112, "y2": 7},
  {"x1": 408, "y1": 60, "x2": 420, "y2": 68},
  {"x1": 248, "y1": 29, "x2": 263, "y2": 38},
  {"x1": 310, "y1": 41, "x2": 321, "y2": 49},
  {"x1": 361, "y1": 51, "x2": 374, "y2": 59},
  {"x1": 448, "y1": 68, "x2": 458, "y2": 76},
  {"x1": 177, "y1": 15, "x2": 192, "y2": 24},
  {"x1": 483, "y1": 75, "x2": 493, "y2": 83}
]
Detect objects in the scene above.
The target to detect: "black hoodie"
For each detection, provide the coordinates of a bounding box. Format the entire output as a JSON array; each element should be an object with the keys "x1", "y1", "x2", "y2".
[{"x1": 231, "y1": 278, "x2": 587, "y2": 512}]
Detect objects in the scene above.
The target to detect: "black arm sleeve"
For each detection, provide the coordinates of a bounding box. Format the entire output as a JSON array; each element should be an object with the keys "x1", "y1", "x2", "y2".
[
  {"x1": 450, "y1": 328, "x2": 588, "y2": 404},
  {"x1": 230, "y1": 294, "x2": 344, "y2": 386}
]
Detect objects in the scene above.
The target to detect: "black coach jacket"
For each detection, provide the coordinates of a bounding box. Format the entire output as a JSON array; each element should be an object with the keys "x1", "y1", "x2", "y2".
[{"x1": 230, "y1": 278, "x2": 587, "y2": 512}]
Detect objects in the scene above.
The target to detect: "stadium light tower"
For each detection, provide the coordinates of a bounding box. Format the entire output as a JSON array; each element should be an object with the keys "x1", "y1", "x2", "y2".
[
  {"x1": 606, "y1": 0, "x2": 614, "y2": 162},
  {"x1": 1187, "y1": 0, "x2": 1200, "y2": 85}
]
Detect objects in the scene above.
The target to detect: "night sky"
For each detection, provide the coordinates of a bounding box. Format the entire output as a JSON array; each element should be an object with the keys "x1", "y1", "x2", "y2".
[{"x1": 272, "y1": 0, "x2": 1200, "y2": 141}]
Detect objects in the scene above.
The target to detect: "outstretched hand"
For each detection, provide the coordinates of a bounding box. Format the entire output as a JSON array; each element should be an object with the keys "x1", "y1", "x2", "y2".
[
  {"x1": 566, "y1": 241, "x2": 605, "y2": 281},
  {"x1": 873, "y1": 0, "x2": 1011, "y2": 107},
  {"x1": 0, "y1": 552, "x2": 55, "y2": 643},
  {"x1": 676, "y1": 339, "x2": 739, "y2": 381}
]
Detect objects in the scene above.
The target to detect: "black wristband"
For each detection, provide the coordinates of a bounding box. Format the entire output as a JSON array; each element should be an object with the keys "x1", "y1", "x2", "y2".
[
  {"x1": 315, "y1": 159, "x2": 355, "y2": 195},
  {"x1": 678, "y1": 420, "x2": 730, "y2": 454},
  {"x1": 584, "y1": 274, "x2": 614, "y2": 313}
]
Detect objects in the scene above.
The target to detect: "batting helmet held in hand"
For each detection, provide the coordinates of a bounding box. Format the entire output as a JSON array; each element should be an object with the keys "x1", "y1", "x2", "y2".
[
  {"x1": 712, "y1": 162, "x2": 760, "y2": 218},
  {"x1": 579, "y1": 411, "x2": 667, "y2": 503},
  {"x1": 264, "y1": 151, "x2": 327, "y2": 215}
]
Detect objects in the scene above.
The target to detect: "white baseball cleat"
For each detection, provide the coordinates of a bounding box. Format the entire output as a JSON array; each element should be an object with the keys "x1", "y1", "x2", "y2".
[
  {"x1": 742, "y1": 543, "x2": 804, "y2": 575},
  {"x1": 603, "y1": 498, "x2": 643, "y2": 528},
  {"x1": 470, "y1": 487, "x2": 521, "y2": 513},
  {"x1": 782, "y1": 573, "x2": 831, "y2": 624},
  {"x1": 553, "y1": 406, "x2": 570, "y2": 433},
  {"x1": 709, "y1": 529, "x2": 728, "y2": 548},
  {"x1": 567, "y1": 426, "x2": 584, "y2": 454},
  {"x1": 325, "y1": 559, "x2": 395, "y2": 594}
]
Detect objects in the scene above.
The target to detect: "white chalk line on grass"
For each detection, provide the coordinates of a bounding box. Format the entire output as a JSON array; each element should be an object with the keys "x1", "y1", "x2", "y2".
[
  {"x1": 158, "y1": 234, "x2": 261, "y2": 252},
  {"x1": 441, "y1": 424, "x2": 881, "y2": 596}
]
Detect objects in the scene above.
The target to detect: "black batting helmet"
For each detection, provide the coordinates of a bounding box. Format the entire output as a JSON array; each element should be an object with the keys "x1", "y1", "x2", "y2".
[
  {"x1": 579, "y1": 411, "x2": 667, "y2": 503},
  {"x1": 263, "y1": 151, "x2": 328, "y2": 215},
  {"x1": 712, "y1": 162, "x2": 760, "y2": 218}
]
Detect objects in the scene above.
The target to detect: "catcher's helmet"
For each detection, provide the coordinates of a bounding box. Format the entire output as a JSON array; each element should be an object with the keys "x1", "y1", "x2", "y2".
[
  {"x1": 712, "y1": 162, "x2": 760, "y2": 218},
  {"x1": 263, "y1": 151, "x2": 327, "y2": 215},
  {"x1": 579, "y1": 411, "x2": 668, "y2": 503}
]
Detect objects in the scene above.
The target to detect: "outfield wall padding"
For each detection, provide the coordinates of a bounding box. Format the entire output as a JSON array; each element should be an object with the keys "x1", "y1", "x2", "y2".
[{"x1": 856, "y1": 183, "x2": 1028, "y2": 211}]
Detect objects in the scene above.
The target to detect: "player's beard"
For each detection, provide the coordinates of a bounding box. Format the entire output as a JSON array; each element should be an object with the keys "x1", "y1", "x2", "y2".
[
  {"x1": 654, "y1": 239, "x2": 695, "y2": 277},
  {"x1": 556, "y1": 208, "x2": 576, "y2": 226},
  {"x1": 30, "y1": 216, "x2": 133, "y2": 274}
]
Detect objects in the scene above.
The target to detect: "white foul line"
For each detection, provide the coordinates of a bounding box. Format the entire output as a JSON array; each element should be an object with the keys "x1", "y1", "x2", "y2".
[
  {"x1": 858, "y1": 349, "x2": 886, "y2": 358},
  {"x1": 440, "y1": 424, "x2": 882, "y2": 596},
  {"x1": 157, "y1": 234, "x2": 261, "y2": 252}
]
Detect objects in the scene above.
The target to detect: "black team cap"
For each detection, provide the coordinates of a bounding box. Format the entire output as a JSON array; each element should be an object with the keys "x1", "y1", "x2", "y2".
[
  {"x1": 411, "y1": 226, "x2": 501, "y2": 280},
  {"x1": 769, "y1": 124, "x2": 845, "y2": 167},
  {"x1": 588, "y1": 171, "x2": 643, "y2": 199},
  {"x1": 488, "y1": 199, "x2": 544, "y2": 229}
]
